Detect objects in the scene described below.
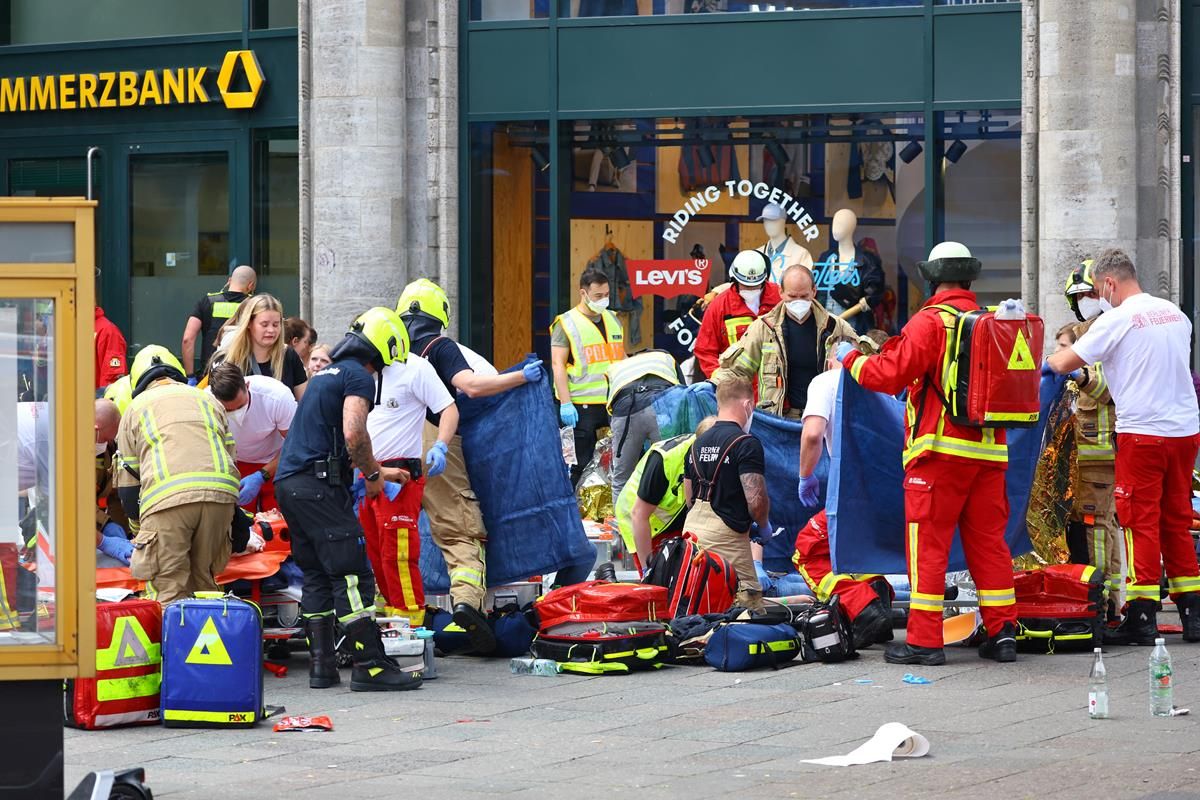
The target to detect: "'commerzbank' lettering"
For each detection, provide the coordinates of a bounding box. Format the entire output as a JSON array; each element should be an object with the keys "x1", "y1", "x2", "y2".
[{"x1": 0, "y1": 68, "x2": 210, "y2": 112}]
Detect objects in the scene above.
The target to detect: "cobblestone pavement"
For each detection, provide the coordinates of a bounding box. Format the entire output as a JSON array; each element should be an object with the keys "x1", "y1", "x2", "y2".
[{"x1": 66, "y1": 636, "x2": 1200, "y2": 800}]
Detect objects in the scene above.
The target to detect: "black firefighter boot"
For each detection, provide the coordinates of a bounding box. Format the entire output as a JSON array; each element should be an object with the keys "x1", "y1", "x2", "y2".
[
  {"x1": 884, "y1": 641, "x2": 946, "y2": 666},
  {"x1": 346, "y1": 617, "x2": 423, "y2": 692},
  {"x1": 1176, "y1": 594, "x2": 1200, "y2": 642},
  {"x1": 851, "y1": 599, "x2": 893, "y2": 650},
  {"x1": 452, "y1": 603, "x2": 497, "y2": 655},
  {"x1": 305, "y1": 616, "x2": 341, "y2": 689},
  {"x1": 978, "y1": 622, "x2": 1018, "y2": 663},
  {"x1": 1104, "y1": 599, "x2": 1159, "y2": 646}
]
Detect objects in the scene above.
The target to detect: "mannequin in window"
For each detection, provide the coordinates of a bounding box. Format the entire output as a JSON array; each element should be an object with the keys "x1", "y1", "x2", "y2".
[
  {"x1": 815, "y1": 209, "x2": 884, "y2": 335},
  {"x1": 755, "y1": 202, "x2": 813, "y2": 284}
]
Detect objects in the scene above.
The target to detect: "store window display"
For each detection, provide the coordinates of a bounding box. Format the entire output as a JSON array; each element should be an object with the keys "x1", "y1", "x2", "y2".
[
  {"x1": 464, "y1": 111, "x2": 1020, "y2": 367},
  {"x1": 755, "y1": 202, "x2": 814, "y2": 283},
  {"x1": 815, "y1": 209, "x2": 885, "y2": 334}
]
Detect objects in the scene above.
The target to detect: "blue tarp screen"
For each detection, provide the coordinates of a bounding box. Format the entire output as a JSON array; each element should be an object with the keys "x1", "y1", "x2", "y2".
[{"x1": 419, "y1": 361, "x2": 595, "y2": 594}]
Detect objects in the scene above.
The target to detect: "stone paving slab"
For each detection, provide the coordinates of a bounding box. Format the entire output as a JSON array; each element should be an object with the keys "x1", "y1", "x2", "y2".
[{"x1": 65, "y1": 637, "x2": 1200, "y2": 800}]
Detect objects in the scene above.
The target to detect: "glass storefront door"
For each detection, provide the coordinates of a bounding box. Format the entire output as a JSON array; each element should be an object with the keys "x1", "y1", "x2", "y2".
[{"x1": 129, "y1": 150, "x2": 232, "y2": 352}]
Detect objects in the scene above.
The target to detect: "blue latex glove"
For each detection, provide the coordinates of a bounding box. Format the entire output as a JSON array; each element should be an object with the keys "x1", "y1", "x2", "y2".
[
  {"x1": 523, "y1": 359, "x2": 545, "y2": 383},
  {"x1": 1040, "y1": 359, "x2": 1056, "y2": 377},
  {"x1": 798, "y1": 473, "x2": 821, "y2": 508},
  {"x1": 834, "y1": 341, "x2": 856, "y2": 361},
  {"x1": 98, "y1": 534, "x2": 133, "y2": 565},
  {"x1": 101, "y1": 521, "x2": 126, "y2": 540},
  {"x1": 187, "y1": 376, "x2": 199, "y2": 387},
  {"x1": 383, "y1": 480, "x2": 403, "y2": 502},
  {"x1": 350, "y1": 474, "x2": 367, "y2": 516},
  {"x1": 687, "y1": 380, "x2": 715, "y2": 397},
  {"x1": 425, "y1": 440, "x2": 449, "y2": 478},
  {"x1": 238, "y1": 471, "x2": 266, "y2": 505},
  {"x1": 560, "y1": 402, "x2": 579, "y2": 427}
]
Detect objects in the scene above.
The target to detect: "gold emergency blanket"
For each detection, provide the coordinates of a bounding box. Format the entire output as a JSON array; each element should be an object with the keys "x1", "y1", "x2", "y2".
[
  {"x1": 577, "y1": 431, "x2": 614, "y2": 521},
  {"x1": 1016, "y1": 383, "x2": 1078, "y2": 569}
]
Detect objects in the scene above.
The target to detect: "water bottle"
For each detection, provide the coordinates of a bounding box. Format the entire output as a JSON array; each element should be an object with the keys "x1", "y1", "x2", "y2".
[
  {"x1": 1088, "y1": 647, "x2": 1109, "y2": 719},
  {"x1": 1150, "y1": 638, "x2": 1173, "y2": 717}
]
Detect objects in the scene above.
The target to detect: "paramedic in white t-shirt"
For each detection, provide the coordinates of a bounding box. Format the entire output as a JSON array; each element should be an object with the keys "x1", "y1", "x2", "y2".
[
  {"x1": 207, "y1": 363, "x2": 297, "y2": 514},
  {"x1": 794, "y1": 332, "x2": 894, "y2": 648},
  {"x1": 361, "y1": 352, "x2": 458, "y2": 621},
  {"x1": 1047, "y1": 247, "x2": 1200, "y2": 645}
]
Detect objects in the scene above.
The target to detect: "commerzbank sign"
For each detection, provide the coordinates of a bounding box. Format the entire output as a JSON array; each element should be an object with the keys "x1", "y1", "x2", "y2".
[{"x1": 0, "y1": 49, "x2": 265, "y2": 113}]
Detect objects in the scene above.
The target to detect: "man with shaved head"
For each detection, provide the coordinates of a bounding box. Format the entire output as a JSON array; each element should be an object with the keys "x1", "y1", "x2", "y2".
[
  {"x1": 93, "y1": 398, "x2": 134, "y2": 564},
  {"x1": 181, "y1": 264, "x2": 257, "y2": 379}
]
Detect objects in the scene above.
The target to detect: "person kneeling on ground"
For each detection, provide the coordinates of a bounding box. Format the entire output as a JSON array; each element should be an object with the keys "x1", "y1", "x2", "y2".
[{"x1": 681, "y1": 376, "x2": 772, "y2": 612}]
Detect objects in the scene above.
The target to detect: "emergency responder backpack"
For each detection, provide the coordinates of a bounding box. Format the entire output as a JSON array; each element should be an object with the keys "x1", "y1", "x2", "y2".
[
  {"x1": 930, "y1": 301, "x2": 1044, "y2": 428},
  {"x1": 1012, "y1": 563, "x2": 1106, "y2": 653}
]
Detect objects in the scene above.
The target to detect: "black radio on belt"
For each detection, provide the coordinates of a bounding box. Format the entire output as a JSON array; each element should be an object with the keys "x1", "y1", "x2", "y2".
[{"x1": 314, "y1": 455, "x2": 348, "y2": 486}]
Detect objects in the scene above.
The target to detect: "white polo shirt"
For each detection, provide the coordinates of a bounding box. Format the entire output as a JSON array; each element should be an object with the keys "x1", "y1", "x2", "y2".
[
  {"x1": 368, "y1": 354, "x2": 455, "y2": 461},
  {"x1": 227, "y1": 376, "x2": 297, "y2": 463},
  {"x1": 1072, "y1": 293, "x2": 1199, "y2": 437},
  {"x1": 801, "y1": 368, "x2": 841, "y2": 456}
]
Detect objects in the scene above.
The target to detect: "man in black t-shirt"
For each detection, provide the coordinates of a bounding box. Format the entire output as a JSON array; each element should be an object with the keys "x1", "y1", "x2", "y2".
[
  {"x1": 395, "y1": 279, "x2": 547, "y2": 646},
  {"x1": 275, "y1": 307, "x2": 420, "y2": 693},
  {"x1": 181, "y1": 265, "x2": 256, "y2": 376},
  {"x1": 682, "y1": 376, "x2": 771, "y2": 611}
]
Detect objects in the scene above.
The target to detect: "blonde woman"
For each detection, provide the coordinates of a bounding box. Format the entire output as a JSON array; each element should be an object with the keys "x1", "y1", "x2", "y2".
[
  {"x1": 306, "y1": 343, "x2": 333, "y2": 377},
  {"x1": 213, "y1": 294, "x2": 307, "y2": 400}
]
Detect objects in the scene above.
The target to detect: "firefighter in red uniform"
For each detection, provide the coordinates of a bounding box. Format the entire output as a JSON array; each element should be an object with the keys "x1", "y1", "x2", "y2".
[
  {"x1": 692, "y1": 251, "x2": 781, "y2": 377},
  {"x1": 94, "y1": 306, "x2": 127, "y2": 390},
  {"x1": 841, "y1": 242, "x2": 1018, "y2": 666}
]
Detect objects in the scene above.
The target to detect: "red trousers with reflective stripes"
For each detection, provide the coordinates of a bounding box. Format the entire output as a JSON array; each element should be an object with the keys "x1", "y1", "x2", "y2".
[
  {"x1": 1113, "y1": 433, "x2": 1200, "y2": 603},
  {"x1": 792, "y1": 510, "x2": 880, "y2": 619},
  {"x1": 904, "y1": 458, "x2": 1016, "y2": 648},
  {"x1": 358, "y1": 477, "x2": 425, "y2": 615},
  {"x1": 237, "y1": 461, "x2": 278, "y2": 513}
]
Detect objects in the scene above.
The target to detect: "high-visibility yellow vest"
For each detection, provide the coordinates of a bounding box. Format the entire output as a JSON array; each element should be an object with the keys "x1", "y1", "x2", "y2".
[
  {"x1": 207, "y1": 291, "x2": 241, "y2": 322},
  {"x1": 605, "y1": 350, "x2": 679, "y2": 412},
  {"x1": 115, "y1": 381, "x2": 240, "y2": 516},
  {"x1": 615, "y1": 434, "x2": 693, "y2": 555},
  {"x1": 553, "y1": 308, "x2": 625, "y2": 405}
]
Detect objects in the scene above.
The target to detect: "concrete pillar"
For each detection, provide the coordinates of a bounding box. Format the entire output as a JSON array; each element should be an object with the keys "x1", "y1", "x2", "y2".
[
  {"x1": 1036, "y1": 0, "x2": 1139, "y2": 341},
  {"x1": 300, "y1": 0, "x2": 458, "y2": 340}
]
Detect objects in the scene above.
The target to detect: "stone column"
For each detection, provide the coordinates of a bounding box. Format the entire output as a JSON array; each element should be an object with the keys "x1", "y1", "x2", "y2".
[
  {"x1": 1036, "y1": 0, "x2": 1139, "y2": 341},
  {"x1": 300, "y1": 0, "x2": 459, "y2": 341}
]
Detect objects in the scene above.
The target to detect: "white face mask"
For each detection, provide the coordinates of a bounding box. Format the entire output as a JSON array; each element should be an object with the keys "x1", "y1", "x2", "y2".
[
  {"x1": 741, "y1": 403, "x2": 755, "y2": 434},
  {"x1": 786, "y1": 299, "x2": 812, "y2": 321},
  {"x1": 739, "y1": 287, "x2": 762, "y2": 302},
  {"x1": 585, "y1": 296, "x2": 609, "y2": 314},
  {"x1": 1077, "y1": 296, "x2": 1103, "y2": 320},
  {"x1": 95, "y1": 440, "x2": 108, "y2": 456},
  {"x1": 227, "y1": 405, "x2": 248, "y2": 425}
]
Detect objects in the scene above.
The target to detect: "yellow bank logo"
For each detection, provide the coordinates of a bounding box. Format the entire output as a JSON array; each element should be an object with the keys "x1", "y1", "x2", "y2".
[{"x1": 0, "y1": 49, "x2": 265, "y2": 113}]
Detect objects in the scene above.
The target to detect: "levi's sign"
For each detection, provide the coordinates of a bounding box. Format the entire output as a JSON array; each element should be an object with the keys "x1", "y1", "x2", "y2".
[
  {"x1": 0, "y1": 49, "x2": 265, "y2": 113},
  {"x1": 627, "y1": 259, "x2": 712, "y2": 299}
]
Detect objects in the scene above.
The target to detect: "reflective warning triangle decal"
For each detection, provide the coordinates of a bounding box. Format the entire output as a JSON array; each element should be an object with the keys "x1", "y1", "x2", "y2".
[
  {"x1": 185, "y1": 616, "x2": 233, "y2": 665},
  {"x1": 1007, "y1": 329, "x2": 1037, "y2": 371}
]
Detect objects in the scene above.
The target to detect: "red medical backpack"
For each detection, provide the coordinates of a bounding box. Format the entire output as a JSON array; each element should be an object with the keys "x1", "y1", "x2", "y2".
[
  {"x1": 932, "y1": 304, "x2": 1044, "y2": 428},
  {"x1": 65, "y1": 598, "x2": 163, "y2": 729}
]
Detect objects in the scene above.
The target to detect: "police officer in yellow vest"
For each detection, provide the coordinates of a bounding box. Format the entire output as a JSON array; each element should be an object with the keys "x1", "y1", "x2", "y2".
[
  {"x1": 116, "y1": 345, "x2": 241, "y2": 604},
  {"x1": 615, "y1": 416, "x2": 717, "y2": 571},
  {"x1": 181, "y1": 264, "x2": 256, "y2": 378},
  {"x1": 552, "y1": 267, "x2": 627, "y2": 486},
  {"x1": 607, "y1": 349, "x2": 682, "y2": 499}
]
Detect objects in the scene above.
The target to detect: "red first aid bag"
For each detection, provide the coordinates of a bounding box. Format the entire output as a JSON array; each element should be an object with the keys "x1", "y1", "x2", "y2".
[
  {"x1": 65, "y1": 599, "x2": 163, "y2": 729},
  {"x1": 932, "y1": 304, "x2": 1044, "y2": 428},
  {"x1": 534, "y1": 581, "x2": 667, "y2": 630},
  {"x1": 1012, "y1": 563, "x2": 1105, "y2": 652}
]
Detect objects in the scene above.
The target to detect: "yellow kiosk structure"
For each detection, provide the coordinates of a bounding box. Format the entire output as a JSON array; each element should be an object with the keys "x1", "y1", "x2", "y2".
[{"x1": 0, "y1": 198, "x2": 97, "y2": 797}]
